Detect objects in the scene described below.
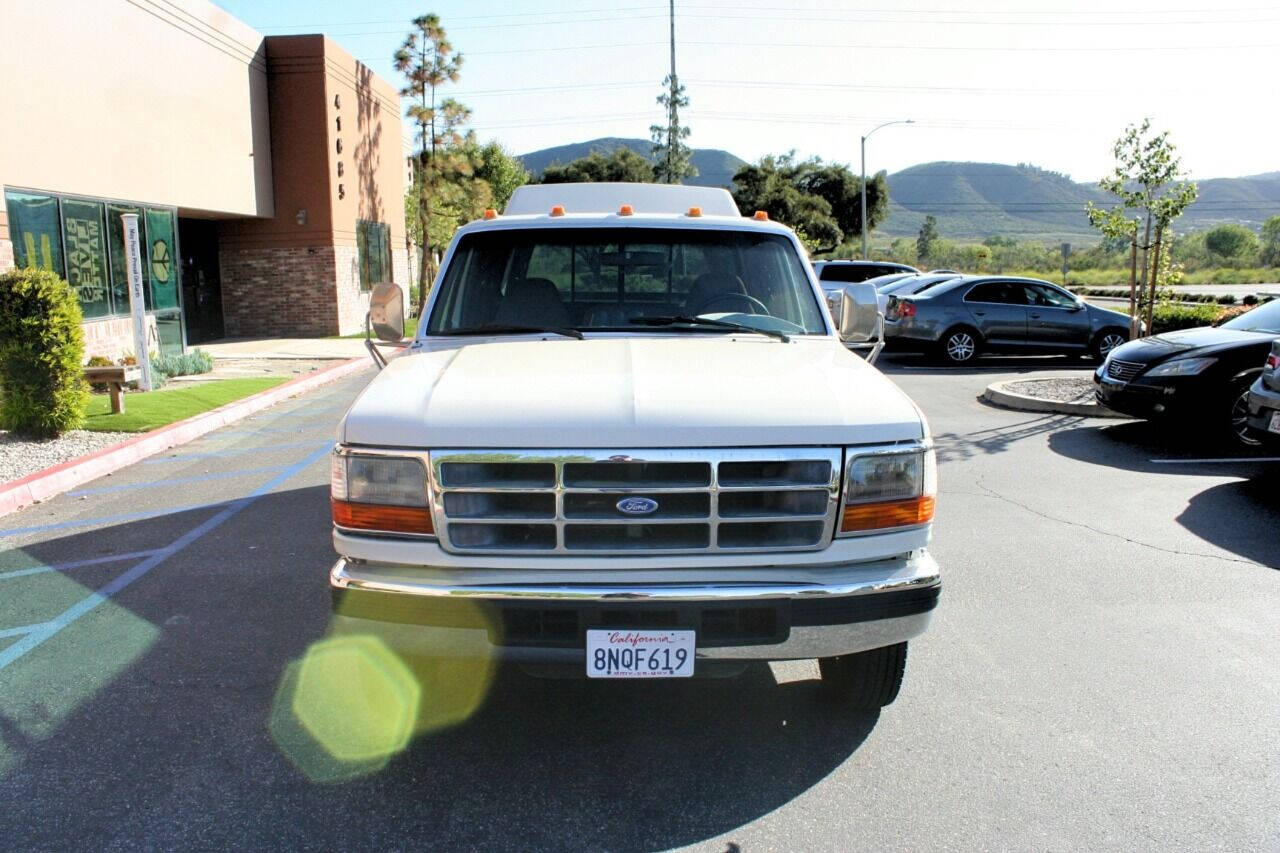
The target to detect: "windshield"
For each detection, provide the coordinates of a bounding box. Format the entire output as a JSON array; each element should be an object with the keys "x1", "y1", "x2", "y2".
[
  {"x1": 1221, "y1": 298, "x2": 1280, "y2": 333},
  {"x1": 426, "y1": 227, "x2": 829, "y2": 336}
]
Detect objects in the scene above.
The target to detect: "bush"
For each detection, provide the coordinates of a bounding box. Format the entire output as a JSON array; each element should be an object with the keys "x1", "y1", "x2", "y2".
[
  {"x1": 151, "y1": 348, "x2": 213, "y2": 379},
  {"x1": 86, "y1": 354, "x2": 114, "y2": 392},
  {"x1": 1212, "y1": 305, "x2": 1256, "y2": 326},
  {"x1": 1148, "y1": 303, "x2": 1220, "y2": 334},
  {"x1": 0, "y1": 268, "x2": 90, "y2": 437}
]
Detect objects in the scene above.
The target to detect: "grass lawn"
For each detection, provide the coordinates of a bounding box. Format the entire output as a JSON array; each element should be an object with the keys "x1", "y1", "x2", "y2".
[{"x1": 84, "y1": 377, "x2": 288, "y2": 432}]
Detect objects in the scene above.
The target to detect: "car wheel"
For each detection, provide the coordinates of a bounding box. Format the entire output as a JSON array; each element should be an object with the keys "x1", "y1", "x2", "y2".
[
  {"x1": 1227, "y1": 378, "x2": 1262, "y2": 448},
  {"x1": 939, "y1": 327, "x2": 980, "y2": 365},
  {"x1": 1092, "y1": 328, "x2": 1128, "y2": 362},
  {"x1": 819, "y1": 642, "x2": 907, "y2": 710}
]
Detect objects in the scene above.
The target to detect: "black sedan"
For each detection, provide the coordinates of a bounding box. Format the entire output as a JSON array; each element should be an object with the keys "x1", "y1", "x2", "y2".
[
  {"x1": 1094, "y1": 298, "x2": 1280, "y2": 446},
  {"x1": 884, "y1": 276, "x2": 1133, "y2": 364}
]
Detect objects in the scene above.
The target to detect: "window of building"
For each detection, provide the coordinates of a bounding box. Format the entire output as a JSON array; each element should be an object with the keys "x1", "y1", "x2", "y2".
[
  {"x1": 60, "y1": 198, "x2": 111, "y2": 318},
  {"x1": 5, "y1": 190, "x2": 65, "y2": 278},
  {"x1": 356, "y1": 219, "x2": 391, "y2": 291},
  {"x1": 4, "y1": 189, "x2": 179, "y2": 322}
]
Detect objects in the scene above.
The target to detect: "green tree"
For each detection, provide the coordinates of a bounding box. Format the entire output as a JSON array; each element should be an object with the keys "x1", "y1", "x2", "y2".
[
  {"x1": 650, "y1": 75, "x2": 695, "y2": 184},
  {"x1": 395, "y1": 14, "x2": 464, "y2": 316},
  {"x1": 731, "y1": 154, "x2": 839, "y2": 250},
  {"x1": 539, "y1": 147, "x2": 655, "y2": 184},
  {"x1": 916, "y1": 216, "x2": 939, "y2": 266},
  {"x1": 474, "y1": 141, "x2": 528, "y2": 210},
  {"x1": 731, "y1": 153, "x2": 885, "y2": 250},
  {"x1": 0, "y1": 268, "x2": 88, "y2": 437},
  {"x1": 1087, "y1": 119, "x2": 1198, "y2": 336},
  {"x1": 1261, "y1": 216, "x2": 1280, "y2": 266},
  {"x1": 1204, "y1": 224, "x2": 1259, "y2": 263}
]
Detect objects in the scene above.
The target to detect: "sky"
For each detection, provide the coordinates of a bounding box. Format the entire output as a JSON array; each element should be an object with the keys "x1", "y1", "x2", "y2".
[{"x1": 213, "y1": 0, "x2": 1280, "y2": 184}]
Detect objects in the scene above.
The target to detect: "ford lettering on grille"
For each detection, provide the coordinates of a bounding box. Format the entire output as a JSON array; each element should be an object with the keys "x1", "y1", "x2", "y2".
[{"x1": 617, "y1": 497, "x2": 660, "y2": 515}]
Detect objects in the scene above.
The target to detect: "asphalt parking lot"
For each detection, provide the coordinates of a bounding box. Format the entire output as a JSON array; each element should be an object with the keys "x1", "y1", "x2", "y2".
[{"x1": 1, "y1": 355, "x2": 1277, "y2": 851}]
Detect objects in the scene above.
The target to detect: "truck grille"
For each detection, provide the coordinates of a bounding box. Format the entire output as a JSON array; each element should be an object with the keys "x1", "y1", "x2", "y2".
[
  {"x1": 430, "y1": 449, "x2": 842, "y2": 555},
  {"x1": 1106, "y1": 359, "x2": 1144, "y2": 382}
]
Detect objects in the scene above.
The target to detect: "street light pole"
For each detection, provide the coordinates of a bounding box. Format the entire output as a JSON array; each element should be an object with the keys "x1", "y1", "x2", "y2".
[{"x1": 860, "y1": 119, "x2": 913, "y2": 260}]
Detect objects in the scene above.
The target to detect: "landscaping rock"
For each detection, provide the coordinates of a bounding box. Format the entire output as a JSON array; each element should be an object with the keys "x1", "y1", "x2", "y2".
[{"x1": 1, "y1": 429, "x2": 134, "y2": 484}]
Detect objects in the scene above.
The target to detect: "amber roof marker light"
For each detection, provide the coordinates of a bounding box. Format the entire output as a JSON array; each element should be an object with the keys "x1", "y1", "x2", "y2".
[
  {"x1": 550, "y1": 205, "x2": 566, "y2": 217},
  {"x1": 687, "y1": 206, "x2": 702, "y2": 217},
  {"x1": 753, "y1": 210, "x2": 769, "y2": 221},
  {"x1": 483, "y1": 208, "x2": 498, "y2": 220},
  {"x1": 619, "y1": 204, "x2": 634, "y2": 216}
]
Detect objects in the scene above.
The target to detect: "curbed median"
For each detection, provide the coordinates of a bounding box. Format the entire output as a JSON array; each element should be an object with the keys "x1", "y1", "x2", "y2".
[{"x1": 982, "y1": 375, "x2": 1129, "y2": 419}]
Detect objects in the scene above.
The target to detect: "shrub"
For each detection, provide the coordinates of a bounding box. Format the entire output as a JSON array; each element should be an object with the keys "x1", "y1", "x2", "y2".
[
  {"x1": 151, "y1": 348, "x2": 213, "y2": 379},
  {"x1": 1215, "y1": 294, "x2": 1237, "y2": 305},
  {"x1": 1148, "y1": 303, "x2": 1220, "y2": 334},
  {"x1": 86, "y1": 354, "x2": 114, "y2": 392},
  {"x1": 1212, "y1": 305, "x2": 1255, "y2": 326},
  {"x1": 0, "y1": 268, "x2": 90, "y2": 437}
]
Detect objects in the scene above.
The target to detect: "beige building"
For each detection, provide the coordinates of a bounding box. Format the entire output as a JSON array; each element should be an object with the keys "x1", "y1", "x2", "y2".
[{"x1": 0, "y1": 0, "x2": 409, "y2": 357}]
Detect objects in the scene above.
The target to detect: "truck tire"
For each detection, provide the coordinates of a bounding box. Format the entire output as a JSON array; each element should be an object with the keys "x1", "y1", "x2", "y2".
[{"x1": 819, "y1": 642, "x2": 907, "y2": 709}]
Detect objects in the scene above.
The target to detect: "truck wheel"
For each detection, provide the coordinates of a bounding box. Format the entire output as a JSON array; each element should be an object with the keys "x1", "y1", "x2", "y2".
[{"x1": 818, "y1": 642, "x2": 908, "y2": 709}]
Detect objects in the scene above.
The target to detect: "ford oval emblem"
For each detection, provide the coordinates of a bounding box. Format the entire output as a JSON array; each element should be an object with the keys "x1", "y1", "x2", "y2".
[{"x1": 616, "y1": 497, "x2": 660, "y2": 516}]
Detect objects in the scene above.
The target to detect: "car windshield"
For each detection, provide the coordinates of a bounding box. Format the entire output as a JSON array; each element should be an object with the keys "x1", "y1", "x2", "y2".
[
  {"x1": 426, "y1": 227, "x2": 828, "y2": 336},
  {"x1": 1220, "y1": 298, "x2": 1280, "y2": 334}
]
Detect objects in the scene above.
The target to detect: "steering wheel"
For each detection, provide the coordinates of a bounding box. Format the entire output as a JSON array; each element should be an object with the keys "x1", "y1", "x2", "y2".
[{"x1": 691, "y1": 292, "x2": 769, "y2": 315}]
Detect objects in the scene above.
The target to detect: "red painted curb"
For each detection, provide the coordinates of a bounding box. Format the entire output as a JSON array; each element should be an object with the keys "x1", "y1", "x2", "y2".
[{"x1": 0, "y1": 357, "x2": 370, "y2": 521}]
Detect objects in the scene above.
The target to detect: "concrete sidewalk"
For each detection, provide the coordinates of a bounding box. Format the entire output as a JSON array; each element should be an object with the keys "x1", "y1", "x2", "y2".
[{"x1": 196, "y1": 337, "x2": 373, "y2": 360}]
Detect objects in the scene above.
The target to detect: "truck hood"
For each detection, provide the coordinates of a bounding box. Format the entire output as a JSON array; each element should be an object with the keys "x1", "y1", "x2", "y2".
[{"x1": 341, "y1": 337, "x2": 925, "y2": 448}]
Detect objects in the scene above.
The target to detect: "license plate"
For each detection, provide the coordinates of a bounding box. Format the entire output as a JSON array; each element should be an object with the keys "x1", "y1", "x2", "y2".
[
  {"x1": 1269, "y1": 411, "x2": 1280, "y2": 435},
  {"x1": 586, "y1": 629, "x2": 695, "y2": 678}
]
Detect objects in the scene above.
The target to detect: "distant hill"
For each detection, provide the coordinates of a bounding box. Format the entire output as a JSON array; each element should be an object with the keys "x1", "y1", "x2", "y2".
[
  {"x1": 517, "y1": 137, "x2": 747, "y2": 190},
  {"x1": 516, "y1": 141, "x2": 1280, "y2": 241},
  {"x1": 880, "y1": 162, "x2": 1280, "y2": 242}
]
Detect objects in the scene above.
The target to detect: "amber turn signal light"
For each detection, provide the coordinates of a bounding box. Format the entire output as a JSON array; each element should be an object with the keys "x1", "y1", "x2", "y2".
[
  {"x1": 840, "y1": 495, "x2": 935, "y2": 532},
  {"x1": 332, "y1": 499, "x2": 434, "y2": 535}
]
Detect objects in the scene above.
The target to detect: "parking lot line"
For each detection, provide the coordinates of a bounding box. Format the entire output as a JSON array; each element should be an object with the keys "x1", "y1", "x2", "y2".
[
  {"x1": 65, "y1": 464, "x2": 290, "y2": 497},
  {"x1": 1149, "y1": 457, "x2": 1280, "y2": 464},
  {"x1": 0, "y1": 549, "x2": 163, "y2": 580},
  {"x1": 0, "y1": 443, "x2": 331, "y2": 673},
  {"x1": 0, "y1": 622, "x2": 48, "y2": 639},
  {"x1": 141, "y1": 439, "x2": 330, "y2": 463}
]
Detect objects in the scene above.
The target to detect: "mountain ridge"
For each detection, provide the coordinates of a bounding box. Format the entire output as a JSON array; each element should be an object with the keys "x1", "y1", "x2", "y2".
[{"x1": 516, "y1": 139, "x2": 1280, "y2": 241}]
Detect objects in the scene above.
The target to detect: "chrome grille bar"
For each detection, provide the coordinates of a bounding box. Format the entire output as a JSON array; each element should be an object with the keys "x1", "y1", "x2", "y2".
[{"x1": 429, "y1": 448, "x2": 843, "y2": 556}]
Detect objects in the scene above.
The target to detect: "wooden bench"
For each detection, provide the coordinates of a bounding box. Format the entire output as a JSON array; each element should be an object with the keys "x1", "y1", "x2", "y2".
[{"x1": 83, "y1": 365, "x2": 142, "y2": 414}]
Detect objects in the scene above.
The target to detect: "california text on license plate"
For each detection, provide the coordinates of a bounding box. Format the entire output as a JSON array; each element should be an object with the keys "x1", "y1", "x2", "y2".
[{"x1": 586, "y1": 629, "x2": 695, "y2": 678}]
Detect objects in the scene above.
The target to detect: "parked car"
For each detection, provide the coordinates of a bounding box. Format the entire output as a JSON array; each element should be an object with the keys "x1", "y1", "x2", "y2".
[
  {"x1": 884, "y1": 276, "x2": 1132, "y2": 364},
  {"x1": 1245, "y1": 339, "x2": 1280, "y2": 443},
  {"x1": 813, "y1": 259, "x2": 919, "y2": 283},
  {"x1": 873, "y1": 273, "x2": 963, "y2": 315},
  {"x1": 1095, "y1": 298, "x2": 1280, "y2": 447}
]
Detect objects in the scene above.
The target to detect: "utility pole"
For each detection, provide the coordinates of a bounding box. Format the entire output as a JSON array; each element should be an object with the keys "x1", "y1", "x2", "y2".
[
  {"x1": 667, "y1": 0, "x2": 677, "y2": 181},
  {"x1": 860, "y1": 119, "x2": 913, "y2": 259}
]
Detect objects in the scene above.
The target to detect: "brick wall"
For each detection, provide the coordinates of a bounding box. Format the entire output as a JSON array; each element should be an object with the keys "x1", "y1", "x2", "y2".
[
  {"x1": 0, "y1": 238, "x2": 13, "y2": 274},
  {"x1": 220, "y1": 246, "x2": 340, "y2": 337},
  {"x1": 333, "y1": 244, "x2": 367, "y2": 336}
]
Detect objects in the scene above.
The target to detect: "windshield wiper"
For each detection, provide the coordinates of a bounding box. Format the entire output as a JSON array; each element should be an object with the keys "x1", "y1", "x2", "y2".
[
  {"x1": 437, "y1": 324, "x2": 583, "y2": 340},
  {"x1": 630, "y1": 315, "x2": 790, "y2": 342}
]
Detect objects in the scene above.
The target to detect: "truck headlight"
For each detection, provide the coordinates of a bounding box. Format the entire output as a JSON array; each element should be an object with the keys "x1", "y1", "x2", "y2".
[
  {"x1": 331, "y1": 449, "x2": 434, "y2": 536},
  {"x1": 1144, "y1": 357, "x2": 1215, "y2": 377},
  {"x1": 838, "y1": 447, "x2": 936, "y2": 534}
]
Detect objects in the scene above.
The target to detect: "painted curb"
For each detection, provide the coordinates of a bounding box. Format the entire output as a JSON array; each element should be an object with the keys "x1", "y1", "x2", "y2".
[
  {"x1": 982, "y1": 380, "x2": 1129, "y2": 419},
  {"x1": 0, "y1": 357, "x2": 370, "y2": 521}
]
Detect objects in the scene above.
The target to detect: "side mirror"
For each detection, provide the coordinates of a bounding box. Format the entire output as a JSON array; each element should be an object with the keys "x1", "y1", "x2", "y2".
[
  {"x1": 835, "y1": 283, "x2": 881, "y2": 343},
  {"x1": 368, "y1": 282, "x2": 404, "y2": 342}
]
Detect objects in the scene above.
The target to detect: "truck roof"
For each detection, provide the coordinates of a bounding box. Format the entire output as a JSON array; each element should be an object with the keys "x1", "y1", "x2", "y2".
[{"x1": 504, "y1": 182, "x2": 741, "y2": 217}]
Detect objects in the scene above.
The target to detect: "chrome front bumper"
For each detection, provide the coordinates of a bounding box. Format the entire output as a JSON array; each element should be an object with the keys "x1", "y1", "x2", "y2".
[{"x1": 329, "y1": 550, "x2": 940, "y2": 662}]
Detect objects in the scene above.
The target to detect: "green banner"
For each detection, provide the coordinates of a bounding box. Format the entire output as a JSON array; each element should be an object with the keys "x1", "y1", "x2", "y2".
[
  {"x1": 5, "y1": 191, "x2": 64, "y2": 276},
  {"x1": 145, "y1": 209, "x2": 177, "y2": 309},
  {"x1": 61, "y1": 199, "x2": 111, "y2": 318}
]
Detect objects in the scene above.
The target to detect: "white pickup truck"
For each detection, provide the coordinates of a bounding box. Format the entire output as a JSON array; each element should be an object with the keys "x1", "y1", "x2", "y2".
[{"x1": 330, "y1": 183, "x2": 938, "y2": 709}]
